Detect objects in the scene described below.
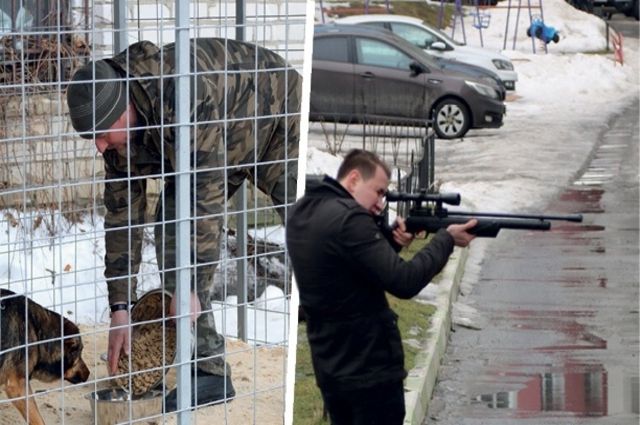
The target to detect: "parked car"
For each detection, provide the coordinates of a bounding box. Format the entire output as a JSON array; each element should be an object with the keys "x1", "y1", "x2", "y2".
[
  {"x1": 335, "y1": 14, "x2": 519, "y2": 90},
  {"x1": 310, "y1": 24, "x2": 506, "y2": 139},
  {"x1": 435, "y1": 57, "x2": 506, "y2": 100},
  {"x1": 569, "y1": 0, "x2": 638, "y2": 19}
]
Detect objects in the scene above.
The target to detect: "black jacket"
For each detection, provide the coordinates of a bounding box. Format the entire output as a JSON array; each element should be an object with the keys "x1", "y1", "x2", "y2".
[{"x1": 286, "y1": 176, "x2": 455, "y2": 391}]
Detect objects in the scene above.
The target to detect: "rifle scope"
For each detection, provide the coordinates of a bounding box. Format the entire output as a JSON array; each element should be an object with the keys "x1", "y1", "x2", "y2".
[{"x1": 385, "y1": 191, "x2": 461, "y2": 206}]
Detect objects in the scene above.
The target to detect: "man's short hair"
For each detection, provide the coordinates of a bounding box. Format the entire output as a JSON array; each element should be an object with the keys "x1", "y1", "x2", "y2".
[{"x1": 336, "y1": 149, "x2": 391, "y2": 181}]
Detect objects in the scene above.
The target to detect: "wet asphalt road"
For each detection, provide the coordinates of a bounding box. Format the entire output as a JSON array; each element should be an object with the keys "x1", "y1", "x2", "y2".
[{"x1": 426, "y1": 98, "x2": 639, "y2": 424}]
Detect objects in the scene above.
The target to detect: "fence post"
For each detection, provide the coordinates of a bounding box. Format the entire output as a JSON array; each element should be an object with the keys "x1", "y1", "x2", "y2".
[
  {"x1": 235, "y1": 0, "x2": 249, "y2": 343},
  {"x1": 418, "y1": 123, "x2": 436, "y2": 192},
  {"x1": 174, "y1": 0, "x2": 193, "y2": 421}
]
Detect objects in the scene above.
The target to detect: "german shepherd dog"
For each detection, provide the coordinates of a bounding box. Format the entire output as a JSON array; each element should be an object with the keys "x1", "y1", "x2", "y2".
[{"x1": 0, "y1": 288, "x2": 90, "y2": 425}]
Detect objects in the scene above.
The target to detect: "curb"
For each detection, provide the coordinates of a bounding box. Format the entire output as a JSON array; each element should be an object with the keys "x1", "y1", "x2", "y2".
[{"x1": 403, "y1": 246, "x2": 469, "y2": 425}]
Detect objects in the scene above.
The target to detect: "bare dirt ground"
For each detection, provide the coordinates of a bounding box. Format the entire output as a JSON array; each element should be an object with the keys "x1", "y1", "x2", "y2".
[{"x1": 0, "y1": 325, "x2": 286, "y2": 425}]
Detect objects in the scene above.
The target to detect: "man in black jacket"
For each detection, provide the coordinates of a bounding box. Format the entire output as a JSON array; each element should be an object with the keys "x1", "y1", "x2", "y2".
[{"x1": 286, "y1": 149, "x2": 476, "y2": 424}]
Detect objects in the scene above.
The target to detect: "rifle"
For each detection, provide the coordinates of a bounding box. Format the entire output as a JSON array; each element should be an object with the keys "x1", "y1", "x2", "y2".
[{"x1": 386, "y1": 191, "x2": 583, "y2": 237}]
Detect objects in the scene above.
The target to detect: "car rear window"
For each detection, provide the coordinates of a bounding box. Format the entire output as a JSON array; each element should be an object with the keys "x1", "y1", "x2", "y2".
[
  {"x1": 313, "y1": 36, "x2": 349, "y2": 62},
  {"x1": 361, "y1": 22, "x2": 387, "y2": 30}
]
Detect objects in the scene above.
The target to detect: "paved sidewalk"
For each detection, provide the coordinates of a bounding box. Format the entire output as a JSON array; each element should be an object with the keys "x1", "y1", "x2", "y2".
[{"x1": 403, "y1": 246, "x2": 469, "y2": 425}]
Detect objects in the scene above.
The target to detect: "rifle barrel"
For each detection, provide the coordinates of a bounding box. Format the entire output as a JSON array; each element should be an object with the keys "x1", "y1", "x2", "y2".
[
  {"x1": 404, "y1": 215, "x2": 552, "y2": 237},
  {"x1": 447, "y1": 210, "x2": 583, "y2": 223}
]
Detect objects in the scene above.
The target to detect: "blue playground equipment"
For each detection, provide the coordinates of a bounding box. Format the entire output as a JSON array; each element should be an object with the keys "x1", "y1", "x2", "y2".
[
  {"x1": 503, "y1": 0, "x2": 549, "y2": 54},
  {"x1": 526, "y1": 16, "x2": 560, "y2": 44},
  {"x1": 471, "y1": 9, "x2": 491, "y2": 30},
  {"x1": 437, "y1": 0, "x2": 493, "y2": 48}
]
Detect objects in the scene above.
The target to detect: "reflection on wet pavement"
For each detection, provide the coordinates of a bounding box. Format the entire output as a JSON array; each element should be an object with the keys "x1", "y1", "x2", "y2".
[
  {"x1": 474, "y1": 369, "x2": 639, "y2": 417},
  {"x1": 558, "y1": 188, "x2": 604, "y2": 214},
  {"x1": 465, "y1": 133, "x2": 640, "y2": 420},
  {"x1": 429, "y1": 102, "x2": 639, "y2": 425}
]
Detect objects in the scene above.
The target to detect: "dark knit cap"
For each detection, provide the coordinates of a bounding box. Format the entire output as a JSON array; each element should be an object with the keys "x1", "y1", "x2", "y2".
[{"x1": 67, "y1": 60, "x2": 127, "y2": 139}]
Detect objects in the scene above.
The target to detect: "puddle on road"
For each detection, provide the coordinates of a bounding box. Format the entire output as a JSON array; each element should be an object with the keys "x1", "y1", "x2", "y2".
[
  {"x1": 469, "y1": 142, "x2": 639, "y2": 418},
  {"x1": 551, "y1": 224, "x2": 605, "y2": 233},
  {"x1": 508, "y1": 310, "x2": 606, "y2": 351},
  {"x1": 474, "y1": 368, "x2": 639, "y2": 417},
  {"x1": 557, "y1": 188, "x2": 604, "y2": 214}
]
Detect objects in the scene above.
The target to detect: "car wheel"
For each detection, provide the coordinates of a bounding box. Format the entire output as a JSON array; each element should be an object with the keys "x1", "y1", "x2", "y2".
[{"x1": 433, "y1": 99, "x2": 470, "y2": 139}]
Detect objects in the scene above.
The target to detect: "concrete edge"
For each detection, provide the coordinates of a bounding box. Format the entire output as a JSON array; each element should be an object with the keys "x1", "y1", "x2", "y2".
[{"x1": 403, "y1": 246, "x2": 469, "y2": 425}]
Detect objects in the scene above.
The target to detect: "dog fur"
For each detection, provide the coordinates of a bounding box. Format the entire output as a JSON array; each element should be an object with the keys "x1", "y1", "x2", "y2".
[{"x1": 0, "y1": 288, "x2": 90, "y2": 425}]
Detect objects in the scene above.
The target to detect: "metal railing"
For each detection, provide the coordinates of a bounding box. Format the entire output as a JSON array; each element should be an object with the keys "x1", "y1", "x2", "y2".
[{"x1": 308, "y1": 114, "x2": 436, "y2": 189}]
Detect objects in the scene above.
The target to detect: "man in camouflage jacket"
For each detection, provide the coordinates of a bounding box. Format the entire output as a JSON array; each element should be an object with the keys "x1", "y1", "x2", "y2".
[{"x1": 67, "y1": 38, "x2": 301, "y2": 407}]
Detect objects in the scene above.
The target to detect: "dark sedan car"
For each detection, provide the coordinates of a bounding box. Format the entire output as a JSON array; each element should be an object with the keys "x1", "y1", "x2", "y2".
[
  {"x1": 310, "y1": 24, "x2": 506, "y2": 139},
  {"x1": 435, "y1": 57, "x2": 506, "y2": 101}
]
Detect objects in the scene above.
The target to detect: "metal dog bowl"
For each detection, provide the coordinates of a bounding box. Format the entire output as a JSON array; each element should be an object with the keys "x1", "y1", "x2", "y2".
[{"x1": 86, "y1": 388, "x2": 163, "y2": 425}]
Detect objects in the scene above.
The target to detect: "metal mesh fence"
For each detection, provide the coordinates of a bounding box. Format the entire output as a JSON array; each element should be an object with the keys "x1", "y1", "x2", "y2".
[
  {"x1": 307, "y1": 116, "x2": 435, "y2": 221},
  {"x1": 307, "y1": 116, "x2": 435, "y2": 189},
  {"x1": 0, "y1": 1, "x2": 306, "y2": 424}
]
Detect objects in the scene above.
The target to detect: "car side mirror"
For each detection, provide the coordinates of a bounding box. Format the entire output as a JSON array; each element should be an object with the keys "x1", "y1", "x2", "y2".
[
  {"x1": 430, "y1": 41, "x2": 446, "y2": 51},
  {"x1": 409, "y1": 61, "x2": 428, "y2": 77}
]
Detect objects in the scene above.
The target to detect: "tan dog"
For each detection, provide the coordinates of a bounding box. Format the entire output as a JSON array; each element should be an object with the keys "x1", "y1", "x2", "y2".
[{"x1": 0, "y1": 288, "x2": 90, "y2": 425}]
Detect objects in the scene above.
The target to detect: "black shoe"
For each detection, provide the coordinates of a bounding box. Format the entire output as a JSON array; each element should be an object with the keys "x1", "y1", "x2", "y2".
[{"x1": 164, "y1": 369, "x2": 235, "y2": 412}]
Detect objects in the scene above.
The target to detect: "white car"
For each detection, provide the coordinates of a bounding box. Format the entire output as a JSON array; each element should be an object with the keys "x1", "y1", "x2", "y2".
[{"x1": 335, "y1": 14, "x2": 518, "y2": 90}]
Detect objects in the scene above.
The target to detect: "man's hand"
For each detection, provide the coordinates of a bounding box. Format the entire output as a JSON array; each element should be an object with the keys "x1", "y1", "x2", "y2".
[
  {"x1": 446, "y1": 219, "x2": 478, "y2": 247},
  {"x1": 169, "y1": 291, "x2": 202, "y2": 322},
  {"x1": 392, "y1": 217, "x2": 414, "y2": 248},
  {"x1": 108, "y1": 310, "x2": 130, "y2": 375}
]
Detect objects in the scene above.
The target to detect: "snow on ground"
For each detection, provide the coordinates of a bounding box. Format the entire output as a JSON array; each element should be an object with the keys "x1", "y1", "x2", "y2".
[
  {"x1": 0, "y1": 211, "x2": 109, "y2": 323},
  {"x1": 212, "y1": 285, "x2": 289, "y2": 345},
  {"x1": 305, "y1": 146, "x2": 344, "y2": 177},
  {"x1": 0, "y1": 212, "x2": 288, "y2": 345},
  {"x1": 447, "y1": 0, "x2": 612, "y2": 53},
  {"x1": 435, "y1": 30, "x2": 638, "y2": 212}
]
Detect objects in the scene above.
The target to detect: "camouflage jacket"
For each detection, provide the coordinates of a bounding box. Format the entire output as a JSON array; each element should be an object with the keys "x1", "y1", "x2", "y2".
[{"x1": 102, "y1": 38, "x2": 301, "y2": 305}]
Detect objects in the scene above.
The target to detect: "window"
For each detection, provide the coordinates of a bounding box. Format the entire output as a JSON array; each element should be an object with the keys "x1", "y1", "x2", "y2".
[
  {"x1": 362, "y1": 22, "x2": 388, "y2": 30},
  {"x1": 0, "y1": 0, "x2": 64, "y2": 34},
  {"x1": 390, "y1": 22, "x2": 438, "y2": 49},
  {"x1": 313, "y1": 36, "x2": 349, "y2": 62},
  {"x1": 355, "y1": 37, "x2": 413, "y2": 70},
  {"x1": 0, "y1": 0, "x2": 82, "y2": 94}
]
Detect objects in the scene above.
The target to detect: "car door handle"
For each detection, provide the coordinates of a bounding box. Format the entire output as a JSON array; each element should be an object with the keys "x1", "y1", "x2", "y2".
[
  {"x1": 427, "y1": 79, "x2": 442, "y2": 85},
  {"x1": 360, "y1": 72, "x2": 375, "y2": 79}
]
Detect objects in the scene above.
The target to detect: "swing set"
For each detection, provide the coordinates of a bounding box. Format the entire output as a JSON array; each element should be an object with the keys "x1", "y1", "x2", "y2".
[{"x1": 317, "y1": 0, "x2": 549, "y2": 54}]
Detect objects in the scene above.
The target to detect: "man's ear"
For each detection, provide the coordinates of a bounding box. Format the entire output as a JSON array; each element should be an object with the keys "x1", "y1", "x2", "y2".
[{"x1": 343, "y1": 169, "x2": 362, "y2": 195}]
